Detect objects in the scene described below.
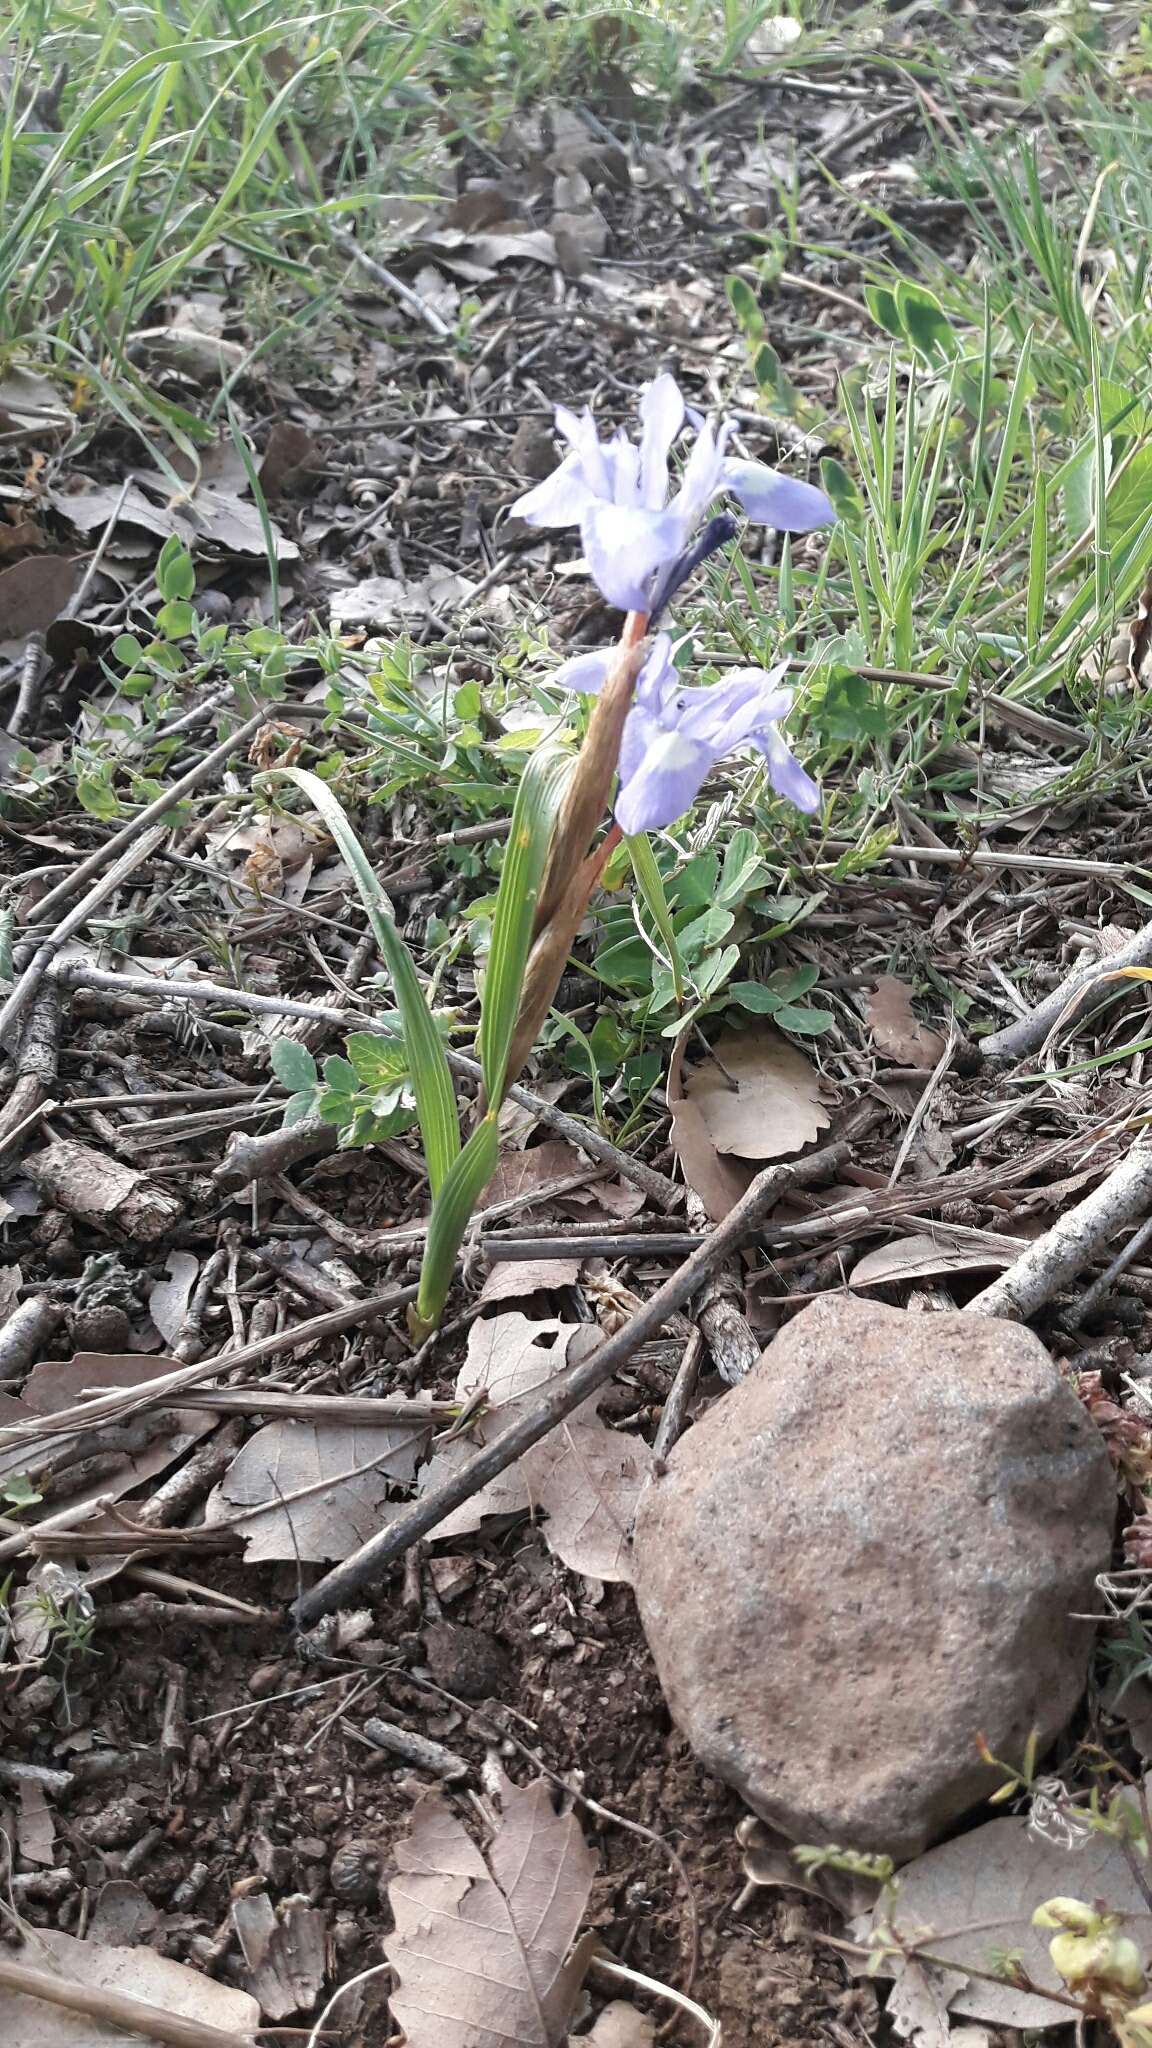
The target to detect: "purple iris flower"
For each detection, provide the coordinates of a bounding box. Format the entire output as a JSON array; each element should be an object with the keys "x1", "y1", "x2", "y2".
[
  {"x1": 511, "y1": 372, "x2": 835, "y2": 612},
  {"x1": 554, "y1": 634, "x2": 820, "y2": 834}
]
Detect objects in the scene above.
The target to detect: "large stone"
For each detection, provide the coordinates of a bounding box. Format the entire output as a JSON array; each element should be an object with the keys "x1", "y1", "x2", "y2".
[{"x1": 633, "y1": 1296, "x2": 1115, "y2": 1860}]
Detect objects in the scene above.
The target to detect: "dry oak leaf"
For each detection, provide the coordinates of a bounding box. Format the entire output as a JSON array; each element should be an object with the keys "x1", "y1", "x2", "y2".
[
  {"x1": 205, "y1": 1413, "x2": 431, "y2": 1562},
  {"x1": 849, "y1": 1233, "x2": 1014, "y2": 1290},
  {"x1": 667, "y1": 1025, "x2": 749, "y2": 1223},
  {"x1": 865, "y1": 976, "x2": 946, "y2": 1066},
  {"x1": 520, "y1": 1403, "x2": 654, "y2": 1583},
  {"x1": 385, "y1": 1773, "x2": 595, "y2": 2048},
  {"x1": 425, "y1": 1315, "x2": 649, "y2": 1581},
  {"x1": 0, "y1": 1925, "x2": 257, "y2": 2047},
  {"x1": 682, "y1": 1025, "x2": 830, "y2": 1162},
  {"x1": 855, "y1": 1798, "x2": 1152, "y2": 2030}
]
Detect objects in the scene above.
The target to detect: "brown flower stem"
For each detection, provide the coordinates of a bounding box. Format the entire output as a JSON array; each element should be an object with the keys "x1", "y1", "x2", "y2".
[
  {"x1": 532, "y1": 609, "x2": 648, "y2": 937},
  {"x1": 504, "y1": 612, "x2": 648, "y2": 1093}
]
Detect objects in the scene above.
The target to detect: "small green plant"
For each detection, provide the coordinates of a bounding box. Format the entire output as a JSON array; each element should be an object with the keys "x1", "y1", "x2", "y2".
[
  {"x1": 271, "y1": 1027, "x2": 418, "y2": 1148},
  {"x1": 276, "y1": 373, "x2": 835, "y2": 1334}
]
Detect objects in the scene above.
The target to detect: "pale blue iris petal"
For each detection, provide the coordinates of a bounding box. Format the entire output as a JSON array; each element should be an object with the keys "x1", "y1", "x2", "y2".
[
  {"x1": 605, "y1": 430, "x2": 642, "y2": 508},
  {"x1": 722, "y1": 459, "x2": 835, "y2": 531},
  {"x1": 669, "y1": 418, "x2": 726, "y2": 530},
  {"x1": 551, "y1": 648, "x2": 614, "y2": 694},
  {"x1": 580, "y1": 500, "x2": 685, "y2": 612},
  {"x1": 511, "y1": 451, "x2": 596, "y2": 528},
  {"x1": 615, "y1": 715, "x2": 714, "y2": 834},
  {"x1": 638, "y1": 373, "x2": 685, "y2": 509},
  {"x1": 555, "y1": 405, "x2": 612, "y2": 499},
  {"x1": 753, "y1": 726, "x2": 822, "y2": 813}
]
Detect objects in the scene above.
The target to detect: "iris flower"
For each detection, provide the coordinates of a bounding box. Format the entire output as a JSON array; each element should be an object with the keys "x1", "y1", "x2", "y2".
[
  {"x1": 555, "y1": 634, "x2": 819, "y2": 834},
  {"x1": 511, "y1": 372, "x2": 835, "y2": 612}
]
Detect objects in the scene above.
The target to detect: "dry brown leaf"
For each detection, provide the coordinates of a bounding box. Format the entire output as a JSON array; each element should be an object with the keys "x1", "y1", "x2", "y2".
[
  {"x1": 205, "y1": 1414, "x2": 430, "y2": 1562},
  {"x1": 16, "y1": 1781, "x2": 54, "y2": 1867},
  {"x1": 682, "y1": 1026, "x2": 830, "y2": 1163},
  {"x1": 1, "y1": 1925, "x2": 258, "y2": 2046},
  {"x1": 0, "y1": 366, "x2": 70, "y2": 427},
  {"x1": 425, "y1": 1317, "x2": 646, "y2": 1580},
  {"x1": 855, "y1": 1800, "x2": 1152, "y2": 2030},
  {"x1": 232, "y1": 1894, "x2": 326, "y2": 2020},
  {"x1": 865, "y1": 977, "x2": 947, "y2": 1066},
  {"x1": 330, "y1": 568, "x2": 476, "y2": 631},
  {"x1": 520, "y1": 1406, "x2": 653, "y2": 1583},
  {"x1": 5, "y1": 1353, "x2": 212, "y2": 1509},
  {"x1": 127, "y1": 323, "x2": 247, "y2": 380},
  {"x1": 45, "y1": 474, "x2": 299, "y2": 560},
  {"x1": 0, "y1": 516, "x2": 48, "y2": 557},
  {"x1": 480, "y1": 1258, "x2": 583, "y2": 1304},
  {"x1": 385, "y1": 1772, "x2": 595, "y2": 2048},
  {"x1": 0, "y1": 554, "x2": 78, "y2": 641},
  {"x1": 667, "y1": 1028, "x2": 749, "y2": 1223},
  {"x1": 849, "y1": 1234, "x2": 1014, "y2": 1290},
  {"x1": 88, "y1": 1881, "x2": 159, "y2": 1947},
  {"x1": 258, "y1": 421, "x2": 318, "y2": 497},
  {"x1": 427, "y1": 1314, "x2": 574, "y2": 1538},
  {"x1": 147, "y1": 1251, "x2": 199, "y2": 1346},
  {"x1": 482, "y1": 1140, "x2": 590, "y2": 1210}
]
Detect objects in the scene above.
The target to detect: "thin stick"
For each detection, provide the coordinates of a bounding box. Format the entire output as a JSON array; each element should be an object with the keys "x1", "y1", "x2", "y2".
[
  {"x1": 0, "y1": 825, "x2": 169, "y2": 1048},
  {"x1": 1069, "y1": 1212, "x2": 1152, "y2": 1328},
  {"x1": 823, "y1": 840, "x2": 1131, "y2": 880},
  {"x1": 7, "y1": 633, "x2": 47, "y2": 739},
  {"x1": 170, "y1": 1391, "x2": 458, "y2": 1423},
  {"x1": 484, "y1": 1232, "x2": 708, "y2": 1261},
  {"x1": 329, "y1": 223, "x2": 452, "y2": 338},
  {"x1": 295, "y1": 1139, "x2": 851, "y2": 1623},
  {"x1": 969, "y1": 1142, "x2": 1152, "y2": 1321},
  {"x1": 653, "y1": 1328, "x2": 705, "y2": 1461},
  {"x1": 0, "y1": 1955, "x2": 255, "y2": 2048},
  {"x1": 22, "y1": 705, "x2": 269, "y2": 929},
  {"x1": 982, "y1": 917, "x2": 1152, "y2": 1061},
  {"x1": 0, "y1": 1282, "x2": 419, "y2": 1454}
]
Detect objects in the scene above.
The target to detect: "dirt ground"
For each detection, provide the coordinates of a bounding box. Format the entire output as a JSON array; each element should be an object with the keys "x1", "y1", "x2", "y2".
[{"x1": 3, "y1": 8, "x2": 1150, "y2": 2042}]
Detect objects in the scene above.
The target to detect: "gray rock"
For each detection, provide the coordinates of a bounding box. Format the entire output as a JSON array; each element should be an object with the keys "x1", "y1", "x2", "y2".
[{"x1": 633, "y1": 1296, "x2": 1115, "y2": 1860}]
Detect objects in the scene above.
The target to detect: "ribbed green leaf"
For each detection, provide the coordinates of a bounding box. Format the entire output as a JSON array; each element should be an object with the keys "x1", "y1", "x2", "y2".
[
  {"x1": 477, "y1": 746, "x2": 571, "y2": 1107},
  {"x1": 272, "y1": 767, "x2": 460, "y2": 1196},
  {"x1": 627, "y1": 833, "x2": 684, "y2": 1005},
  {"x1": 412, "y1": 1113, "x2": 500, "y2": 1335},
  {"x1": 1026, "y1": 473, "x2": 1048, "y2": 649}
]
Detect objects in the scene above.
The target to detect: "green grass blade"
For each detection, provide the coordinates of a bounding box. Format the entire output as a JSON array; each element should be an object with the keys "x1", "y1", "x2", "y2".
[
  {"x1": 1026, "y1": 473, "x2": 1048, "y2": 649},
  {"x1": 628, "y1": 833, "x2": 684, "y2": 1005},
  {"x1": 414, "y1": 1113, "x2": 500, "y2": 1335},
  {"x1": 977, "y1": 328, "x2": 1032, "y2": 556},
  {"x1": 273, "y1": 766, "x2": 460, "y2": 1195},
  {"x1": 476, "y1": 744, "x2": 571, "y2": 1107}
]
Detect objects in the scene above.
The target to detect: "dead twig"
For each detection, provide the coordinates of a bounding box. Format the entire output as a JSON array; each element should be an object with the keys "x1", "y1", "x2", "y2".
[
  {"x1": 169, "y1": 1391, "x2": 457, "y2": 1424},
  {"x1": 0, "y1": 1296, "x2": 61, "y2": 1384},
  {"x1": 0, "y1": 980, "x2": 62, "y2": 1164},
  {"x1": 653, "y1": 1328, "x2": 705, "y2": 1462},
  {"x1": 360, "y1": 1715, "x2": 468, "y2": 1780},
  {"x1": 969, "y1": 1141, "x2": 1152, "y2": 1321},
  {"x1": 1, "y1": 823, "x2": 170, "y2": 1050},
  {"x1": 981, "y1": 916, "x2": 1152, "y2": 1061},
  {"x1": 329, "y1": 223, "x2": 453, "y2": 338},
  {"x1": 0, "y1": 1281, "x2": 419, "y2": 1454},
  {"x1": 295, "y1": 1138, "x2": 852, "y2": 1623}
]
